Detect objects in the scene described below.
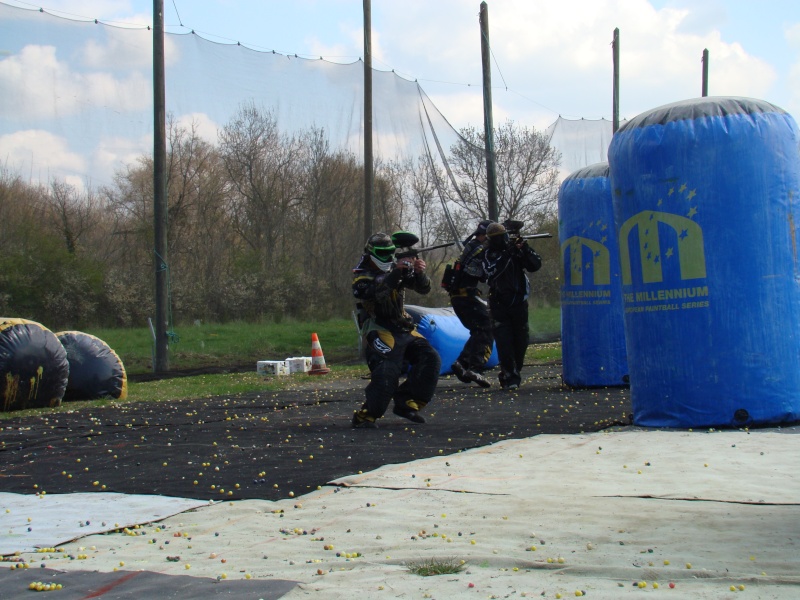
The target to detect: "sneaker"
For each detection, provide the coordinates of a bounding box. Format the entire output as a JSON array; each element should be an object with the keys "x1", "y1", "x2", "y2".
[
  {"x1": 450, "y1": 360, "x2": 471, "y2": 383},
  {"x1": 352, "y1": 412, "x2": 378, "y2": 429},
  {"x1": 465, "y1": 369, "x2": 492, "y2": 388},
  {"x1": 392, "y1": 406, "x2": 426, "y2": 423},
  {"x1": 504, "y1": 383, "x2": 519, "y2": 391}
]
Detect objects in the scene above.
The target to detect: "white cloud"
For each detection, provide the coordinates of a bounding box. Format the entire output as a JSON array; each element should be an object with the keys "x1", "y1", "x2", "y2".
[
  {"x1": 306, "y1": 27, "x2": 362, "y2": 65},
  {"x1": 0, "y1": 44, "x2": 151, "y2": 120},
  {"x1": 375, "y1": 0, "x2": 786, "y2": 127},
  {"x1": 92, "y1": 132, "x2": 151, "y2": 180},
  {"x1": 0, "y1": 129, "x2": 86, "y2": 179},
  {"x1": 174, "y1": 112, "x2": 220, "y2": 145},
  {"x1": 427, "y1": 91, "x2": 485, "y2": 134},
  {"x1": 785, "y1": 22, "x2": 800, "y2": 119},
  {"x1": 80, "y1": 26, "x2": 181, "y2": 69}
]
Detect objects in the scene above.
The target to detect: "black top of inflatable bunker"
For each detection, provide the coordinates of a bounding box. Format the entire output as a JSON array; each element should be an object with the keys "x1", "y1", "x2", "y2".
[
  {"x1": 618, "y1": 96, "x2": 788, "y2": 132},
  {"x1": 564, "y1": 161, "x2": 610, "y2": 181}
]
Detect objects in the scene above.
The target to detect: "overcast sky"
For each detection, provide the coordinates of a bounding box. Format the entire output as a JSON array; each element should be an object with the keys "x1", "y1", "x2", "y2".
[
  {"x1": 8, "y1": 0, "x2": 796, "y2": 130},
  {"x1": 1, "y1": 0, "x2": 798, "y2": 188}
]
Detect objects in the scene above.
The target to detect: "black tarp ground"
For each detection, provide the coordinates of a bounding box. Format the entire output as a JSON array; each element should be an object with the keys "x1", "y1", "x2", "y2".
[
  {"x1": 0, "y1": 567, "x2": 297, "y2": 599},
  {"x1": 0, "y1": 363, "x2": 631, "y2": 502}
]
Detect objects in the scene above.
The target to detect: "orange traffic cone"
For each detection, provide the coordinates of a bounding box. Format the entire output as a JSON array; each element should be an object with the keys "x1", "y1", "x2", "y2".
[{"x1": 308, "y1": 333, "x2": 331, "y2": 375}]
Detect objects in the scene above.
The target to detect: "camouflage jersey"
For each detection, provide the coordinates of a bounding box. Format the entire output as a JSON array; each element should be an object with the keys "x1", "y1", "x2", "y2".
[
  {"x1": 352, "y1": 254, "x2": 432, "y2": 335},
  {"x1": 448, "y1": 238, "x2": 487, "y2": 298}
]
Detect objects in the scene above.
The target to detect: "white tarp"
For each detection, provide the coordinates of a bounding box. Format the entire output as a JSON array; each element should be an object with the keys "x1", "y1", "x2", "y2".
[
  {"x1": 2, "y1": 428, "x2": 798, "y2": 599},
  {"x1": 0, "y1": 492, "x2": 208, "y2": 556}
]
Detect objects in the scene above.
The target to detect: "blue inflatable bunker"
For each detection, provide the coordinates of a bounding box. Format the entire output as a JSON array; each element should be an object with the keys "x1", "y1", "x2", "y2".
[
  {"x1": 405, "y1": 305, "x2": 498, "y2": 375},
  {"x1": 608, "y1": 96, "x2": 800, "y2": 428},
  {"x1": 559, "y1": 162, "x2": 628, "y2": 387}
]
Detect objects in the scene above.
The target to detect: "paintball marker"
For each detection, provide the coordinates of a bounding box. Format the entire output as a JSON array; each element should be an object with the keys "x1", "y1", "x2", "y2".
[
  {"x1": 392, "y1": 231, "x2": 456, "y2": 260},
  {"x1": 503, "y1": 219, "x2": 553, "y2": 241}
]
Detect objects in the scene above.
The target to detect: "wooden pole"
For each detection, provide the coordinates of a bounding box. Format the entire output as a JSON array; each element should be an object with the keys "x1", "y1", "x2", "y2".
[
  {"x1": 480, "y1": 1, "x2": 498, "y2": 222},
  {"x1": 612, "y1": 27, "x2": 620, "y2": 134},
  {"x1": 363, "y1": 0, "x2": 374, "y2": 241},
  {"x1": 702, "y1": 48, "x2": 709, "y2": 97},
  {"x1": 153, "y1": 0, "x2": 169, "y2": 372}
]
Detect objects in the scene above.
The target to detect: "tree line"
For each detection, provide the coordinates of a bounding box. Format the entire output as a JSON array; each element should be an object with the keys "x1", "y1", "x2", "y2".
[{"x1": 0, "y1": 102, "x2": 562, "y2": 331}]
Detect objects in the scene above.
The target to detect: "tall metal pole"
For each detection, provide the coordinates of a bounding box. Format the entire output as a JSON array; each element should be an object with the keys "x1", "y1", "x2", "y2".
[
  {"x1": 701, "y1": 48, "x2": 709, "y2": 97},
  {"x1": 363, "y1": 0, "x2": 374, "y2": 241},
  {"x1": 479, "y1": 1, "x2": 498, "y2": 221},
  {"x1": 153, "y1": 0, "x2": 169, "y2": 372},
  {"x1": 612, "y1": 27, "x2": 620, "y2": 133}
]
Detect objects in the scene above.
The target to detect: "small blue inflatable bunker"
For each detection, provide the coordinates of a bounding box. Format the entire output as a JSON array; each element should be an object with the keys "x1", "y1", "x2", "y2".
[
  {"x1": 0, "y1": 317, "x2": 69, "y2": 411},
  {"x1": 558, "y1": 161, "x2": 628, "y2": 387},
  {"x1": 608, "y1": 96, "x2": 800, "y2": 428},
  {"x1": 405, "y1": 305, "x2": 498, "y2": 375}
]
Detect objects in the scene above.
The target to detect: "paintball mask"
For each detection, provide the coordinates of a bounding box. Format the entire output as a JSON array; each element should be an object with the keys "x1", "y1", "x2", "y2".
[
  {"x1": 485, "y1": 222, "x2": 509, "y2": 250},
  {"x1": 365, "y1": 232, "x2": 396, "y2": 272}
]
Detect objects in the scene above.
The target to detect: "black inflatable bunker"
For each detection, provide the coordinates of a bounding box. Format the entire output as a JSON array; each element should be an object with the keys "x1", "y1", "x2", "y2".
[
  {"x1": 56, "y1": 331, "x2": 128, "y2": 401},
  {"x1": 0, "y1": 318, "x2": 69, "y2": 411}
]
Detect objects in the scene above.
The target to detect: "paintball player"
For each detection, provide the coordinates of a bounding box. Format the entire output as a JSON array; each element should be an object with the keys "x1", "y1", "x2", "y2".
[
  {"x1": 444, "y1": 220, "x2": 493, "y2": 388},
  {"x1": 483, "y1": 222, "x2": 542, "y2": 390},
  {"x1": 351, "y1": 232, "x2": 442, "y2": 428}
]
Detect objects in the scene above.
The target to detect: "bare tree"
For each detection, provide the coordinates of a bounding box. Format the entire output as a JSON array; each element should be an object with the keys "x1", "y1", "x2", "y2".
[
  {"x1": 292, "y1": 126, "x2": 365, "y2": 314},
  {"x1": 218, "y1": 102, "x2": 301, "y2": 271},
  {"x1": 46, "y1": 180, "x2": 98, "y2": 255},
  {"x1": 449, "y1": 119, "x2": 560, "y2": 230},
  {"x1": 164, "y1": 116, "x2": 236, "y2": 321}
]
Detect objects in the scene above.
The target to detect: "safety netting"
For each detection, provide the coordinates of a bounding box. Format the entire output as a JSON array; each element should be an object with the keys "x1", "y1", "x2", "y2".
[
  {"x1": 0, "y1": 1, "x2": 607, "y2": 330},
  {"x1": 0, "y1": 2, "x2": 608, "y2": 207},
  {"x1": 545, "y1": 117, "x2": 619, "y2": 181},
  {"x1": 0, "y1": 2, "x2": 471, "y2": 229}
]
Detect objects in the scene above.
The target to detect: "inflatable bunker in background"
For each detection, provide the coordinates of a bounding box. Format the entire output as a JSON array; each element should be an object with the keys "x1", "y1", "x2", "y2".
[
  {"x1": 56, "y1": 331, "x2": 128, "y2": 401},
  {"x1": 608, "y1": 96, "x2": 800, "y2": 428},
  {"x1": 558, "y1": 161, "x2": 629, "y2": 388},
  {"x1": 0, "y1": 317, "x2": 69, "y2": 411},
  {"x1": 404, "y1": 305, "x2": 498, "y2": 375}
]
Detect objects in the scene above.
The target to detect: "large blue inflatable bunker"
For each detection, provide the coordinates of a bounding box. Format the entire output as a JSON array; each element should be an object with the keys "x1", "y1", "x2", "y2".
[
  {"x1": 559, "y1": 161, "x2": 628, "y2": 387},
  {"x1": 405, "y1": 305, "x2": 498, "y2": 375},
  {"x1": 608, "y1": 96, "x2": 800, "y2": 428}
]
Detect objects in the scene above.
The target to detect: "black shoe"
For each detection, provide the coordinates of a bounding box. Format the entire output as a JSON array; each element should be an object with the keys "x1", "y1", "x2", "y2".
[
  {"x1": 352, "y1": 412, "x2": 378, "y2": 429},
  {"x1": 392, "y1": 406, "x2": 426, "y2": 423},
  {"x1": 465, "y1": 369, "x2": 492, "y2": 388},
  {"x1": 450, "y1": 361, "x2": 471, "y2": 383},
  {"x1": 503, "y1": 383, "x2": 519, "y2": 391}
]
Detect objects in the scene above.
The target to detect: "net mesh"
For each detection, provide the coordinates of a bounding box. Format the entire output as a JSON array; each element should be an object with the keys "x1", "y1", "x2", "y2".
[
  {"x1": 0, "y1": 2, "x2": 613, "y2": 325},
  {"x1": 545, "y1": 116, "x2": 619, "y2": 179},
  {"x1": 0, "y1": 3, "x2": 464, "y2": 199},
  {"x1": 0, "y1": 3, "x2": 612, "y2": 202}
]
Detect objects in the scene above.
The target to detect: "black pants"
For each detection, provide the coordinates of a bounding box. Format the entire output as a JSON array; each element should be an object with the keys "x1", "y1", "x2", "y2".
[
  {"x1": 450, "y1": 293, "x2": 493, "y2": 371},
  {"x1": 362, "y1": 330, "x2": 441, "y2": 418},
  {"x1": 489, "y1": 300, "x2": 529, "y2": 387}
]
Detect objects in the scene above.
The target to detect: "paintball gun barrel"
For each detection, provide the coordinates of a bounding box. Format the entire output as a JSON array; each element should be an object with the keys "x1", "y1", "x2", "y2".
[
  {"x1": 395, "y1": 241, "x2": 456, "y2": 259},
  {"x1": 503, "y1": 219, "x2": 552, "y2": 241},
  {"x1": 518, "y1": 233, "x2": 553, "y2": 240},
  {"x1": 391, "y1": 230, "x2": 456, "y2": 259}
]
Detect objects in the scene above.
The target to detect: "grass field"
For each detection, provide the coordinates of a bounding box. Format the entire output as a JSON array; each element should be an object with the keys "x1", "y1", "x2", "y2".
[
  {"x1": 0, "y1": 307, "x2": 562, "y2": 420},
  {"x1": 87, "y1": 305, "x2": 562, "y2": 376}
]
